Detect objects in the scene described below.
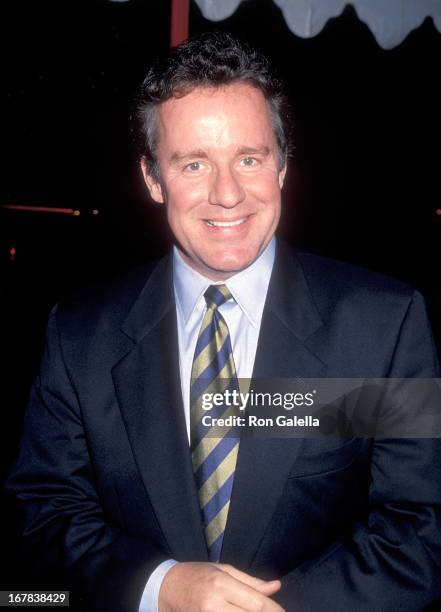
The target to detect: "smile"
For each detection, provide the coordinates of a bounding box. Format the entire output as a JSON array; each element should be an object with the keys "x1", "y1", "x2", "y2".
[{"x1": 205, "y1": 217, "x2": 248, "y2": 228}]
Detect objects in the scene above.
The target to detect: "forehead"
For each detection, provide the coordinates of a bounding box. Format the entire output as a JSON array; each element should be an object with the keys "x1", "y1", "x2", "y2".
[{"x1": 155, "y1": 82, "x2": 276, "y2": 153}]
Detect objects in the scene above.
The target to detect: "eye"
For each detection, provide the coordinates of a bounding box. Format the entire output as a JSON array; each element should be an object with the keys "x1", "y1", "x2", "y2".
[
  {"x1": 240, "y1": 157, "x2": 259, "y2": 167},
  {"x1": 185, "y1": 161, "x2": 203, "y2": 172}
]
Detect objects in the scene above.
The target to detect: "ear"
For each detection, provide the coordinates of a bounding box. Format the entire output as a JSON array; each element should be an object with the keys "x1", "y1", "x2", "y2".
[
  {"x1": 278, "y1": 162, "x2": 287, "y2": 190},
  {"x1": 141, "y1": 157, "x2": 164, "y2": 204}
]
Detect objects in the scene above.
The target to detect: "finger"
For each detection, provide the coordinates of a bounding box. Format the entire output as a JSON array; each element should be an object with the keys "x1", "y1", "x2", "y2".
[
  {"x1": 218, "y1": 564, "x2": 265, "y2": 585},
  {"x1": 219, "y1": 564, "x2": 279, "y2": 591},
  {"x1": 221, "y1": 575, "x2": 284, "y2": 612},
  {"x1": 264, "y1": 602, "x2": 285, "y2": 612},
  {"x1": 255, "y1": 580, "x2": 282, "y2": 596}
]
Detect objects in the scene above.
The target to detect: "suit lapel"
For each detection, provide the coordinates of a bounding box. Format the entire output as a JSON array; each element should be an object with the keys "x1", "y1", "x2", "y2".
[
  {"x1": 111, "y1": 243, "x2": 328, "y2": 567},
  {"x1": 112, "y1": 256, "x2": 208, "y2": 561},
  {"x1": 221, "y1": 242, "x2": 327, "y2": 569}
]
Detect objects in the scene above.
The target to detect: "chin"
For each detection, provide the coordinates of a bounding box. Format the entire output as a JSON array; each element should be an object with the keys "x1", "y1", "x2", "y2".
[{"x1": 204, "y1": 252, "x2": 257, "y2": 276}]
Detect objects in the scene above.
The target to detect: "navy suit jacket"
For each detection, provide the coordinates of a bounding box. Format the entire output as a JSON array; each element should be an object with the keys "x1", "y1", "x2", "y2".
[{"x1": 5, "y1": 241, "x2": 441, "y2": 611}]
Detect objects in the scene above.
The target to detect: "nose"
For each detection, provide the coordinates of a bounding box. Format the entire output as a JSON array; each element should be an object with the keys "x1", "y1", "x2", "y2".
[{"x1": 208, "y1": 166, "x2": 246, "y2": 209}]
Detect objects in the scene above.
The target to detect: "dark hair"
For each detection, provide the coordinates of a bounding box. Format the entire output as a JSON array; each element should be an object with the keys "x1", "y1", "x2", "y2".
[{"x1": 135, "y1": 31, "x2": 293, "y2": 179}]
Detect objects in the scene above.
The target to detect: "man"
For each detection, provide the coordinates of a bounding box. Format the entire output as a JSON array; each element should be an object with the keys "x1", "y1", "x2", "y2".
[{"x1": 6, "y1": 32, "x2": 441, "y2": 611}]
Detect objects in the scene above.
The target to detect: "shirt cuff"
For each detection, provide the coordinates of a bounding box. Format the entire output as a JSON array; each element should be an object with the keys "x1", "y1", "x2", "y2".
[{"x1": 139, "y1": 559, "x2": 179, "y2": 612}]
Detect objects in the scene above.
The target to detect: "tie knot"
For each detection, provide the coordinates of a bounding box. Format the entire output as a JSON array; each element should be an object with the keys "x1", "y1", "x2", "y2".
[{"x1": 204, "y1": 284, "x2": 233, "y2": 310}]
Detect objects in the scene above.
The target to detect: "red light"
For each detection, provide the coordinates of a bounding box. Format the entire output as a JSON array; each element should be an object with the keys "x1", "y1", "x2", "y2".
[{"x1": 436, "y1": 209, "x2": 441, "y2": 216}]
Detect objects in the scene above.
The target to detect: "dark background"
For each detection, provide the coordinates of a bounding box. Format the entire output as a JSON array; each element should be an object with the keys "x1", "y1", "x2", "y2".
[{"x1": 2, "y1": 0, "x2": 441, "y2": 592}]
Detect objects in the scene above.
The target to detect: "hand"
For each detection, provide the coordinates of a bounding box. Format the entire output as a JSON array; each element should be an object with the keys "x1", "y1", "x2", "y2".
[{"x1": 158, "y1": 561, "x2": 284, "y2": 611}]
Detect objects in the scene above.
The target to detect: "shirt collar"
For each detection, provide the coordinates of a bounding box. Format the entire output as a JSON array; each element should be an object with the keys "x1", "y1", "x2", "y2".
[{"x1": 173, "y1": 236, "x2": 276, "y2": 328}]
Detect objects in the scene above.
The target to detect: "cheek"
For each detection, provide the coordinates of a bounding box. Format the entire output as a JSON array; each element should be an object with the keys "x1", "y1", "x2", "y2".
[
  {"x1": 165, "y1": 179, "x2": 207, "y2": 219},
  {"x1": 247, "y1": 175, "x2": 282, "y2": 213}
]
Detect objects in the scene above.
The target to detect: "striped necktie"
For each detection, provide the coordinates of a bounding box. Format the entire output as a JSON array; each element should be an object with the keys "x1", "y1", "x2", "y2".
[{"x1": 190, "y1": 284, "x2": 240, "y2": 562}]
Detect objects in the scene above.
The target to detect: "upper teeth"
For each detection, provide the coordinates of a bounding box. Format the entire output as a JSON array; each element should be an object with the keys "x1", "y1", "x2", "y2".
[{"x1": 206, "y1": 218, "x2": 246, "y2": 227}]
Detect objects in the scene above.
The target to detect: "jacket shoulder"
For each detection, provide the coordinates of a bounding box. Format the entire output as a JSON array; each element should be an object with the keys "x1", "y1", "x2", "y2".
[
  {"x1": 296, "y1": 251, "x2": 415, "y2": 305},
  {"x1": 53, "y1": 257, "x2": 164, "y2": 335}
]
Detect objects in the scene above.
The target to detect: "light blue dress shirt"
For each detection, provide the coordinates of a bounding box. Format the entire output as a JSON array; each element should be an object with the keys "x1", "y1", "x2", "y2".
[{"x1": 139, "y1": 237, "x2": 276, "y2": 611}]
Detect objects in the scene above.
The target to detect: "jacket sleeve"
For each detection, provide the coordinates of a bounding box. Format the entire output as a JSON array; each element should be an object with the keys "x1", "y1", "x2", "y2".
[
  {"x1": 274, "y1": 291, "x2": 441, "y2": 611},
  {"x1": 5, "y1": 306, "x2": 168, "y2": 612}
]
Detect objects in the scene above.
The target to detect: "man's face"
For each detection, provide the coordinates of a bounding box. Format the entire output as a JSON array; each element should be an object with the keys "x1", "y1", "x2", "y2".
[{"x1": 142, "y1": 83, "x2": 286, "y2": 280}]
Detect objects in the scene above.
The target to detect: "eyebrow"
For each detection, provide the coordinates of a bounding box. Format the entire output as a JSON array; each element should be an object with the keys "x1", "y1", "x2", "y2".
[
  {"x1": 236, "y1": 145, "x2": 270, "y2": 157},
  {"x1": 170, "y1": 149, "x2": 208, "y2": 163},
  {"x1": 169, "y1": 145, "x2": 271, "y2": 164}
]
